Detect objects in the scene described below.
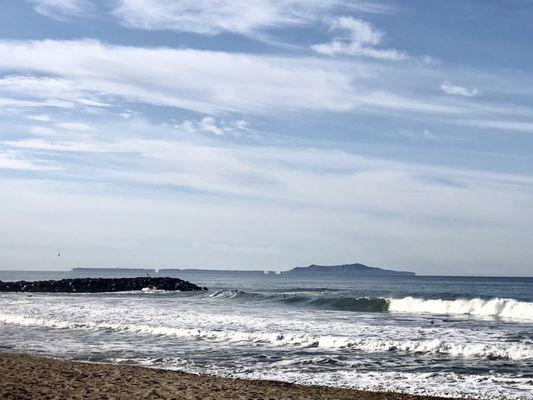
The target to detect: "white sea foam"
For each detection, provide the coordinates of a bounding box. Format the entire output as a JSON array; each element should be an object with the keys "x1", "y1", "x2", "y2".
[
  {"x1": 208, "y1": 290, "x2": 243, "y2": 298},
  {"x1": 231, "y1": 368, "x2": 533, "y2": 400},
  {"x1": 388, "y1": 297, "x2": 533, "y2": 320},
  {"x1": 1, "y1": 313, "x2": 531, "y2": 360}
]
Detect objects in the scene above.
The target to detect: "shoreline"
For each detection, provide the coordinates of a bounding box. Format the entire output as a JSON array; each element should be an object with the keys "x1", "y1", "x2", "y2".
[{"x1": 0, "y1": 352, "x2": 465, "y2": 400}]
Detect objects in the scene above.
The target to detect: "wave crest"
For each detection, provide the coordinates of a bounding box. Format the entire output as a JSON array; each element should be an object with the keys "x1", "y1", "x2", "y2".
[
  {"x1": 388, "y1": 297, "x2": 533, "y2": 320},
  {"x1": 206, "y1": 291, "x2": 533, "y2": 320}
]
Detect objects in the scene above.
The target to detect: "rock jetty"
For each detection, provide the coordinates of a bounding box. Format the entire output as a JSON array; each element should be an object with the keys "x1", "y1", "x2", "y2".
[{"x1": 0, "y1": 277, "x2": 206, "y2": 293}]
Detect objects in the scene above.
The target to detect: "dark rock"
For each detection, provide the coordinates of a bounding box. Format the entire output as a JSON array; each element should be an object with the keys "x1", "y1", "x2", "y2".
[{"x1": 0, "y1": 277, "x2": 206, "y2": 293}]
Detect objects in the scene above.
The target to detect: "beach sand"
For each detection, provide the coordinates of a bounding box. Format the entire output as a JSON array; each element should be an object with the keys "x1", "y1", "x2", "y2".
[{"x1": 0, "y1": 352, "x2": 462, "y2": 400}]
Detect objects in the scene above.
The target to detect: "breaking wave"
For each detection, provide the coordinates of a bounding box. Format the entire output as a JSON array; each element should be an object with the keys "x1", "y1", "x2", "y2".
[
  {"x1": 220, "y1": 291, "x2": 533, "y2": 320},
  {"x1": 231, "y1": 292, "x2": 533, "y2": 320},
  {"x1": 0, "y1": 313, "x2": 531, "y2": 360},
  {"x1": 387, "y1": 297, "x2": 533, "y2": 320}
]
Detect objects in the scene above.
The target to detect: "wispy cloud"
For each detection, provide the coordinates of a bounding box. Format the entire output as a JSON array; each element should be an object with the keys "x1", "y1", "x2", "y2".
[
  {"x1": 0, "y1": 150, "x2": 57, "y2": 171},
  {"x1": 0, "y1": 75, "x2": 109, "y2": 109},
  {"x1": 312, "y1": 16, "x2": 407, "y2": 60},
  {"x1": 463, "y1": 119, "x2": 533, "y2": 133},
  {"x1": 180, "y1": 116, "x2": 251, "y2": 137},
  {"x1": 440, "y1": 81, "x2": 479, "y2": 97},
  {"x1": 54, "y1": 121, "x2": 92, "y2": 131},
  {"x1": 111, "y1": 0, "x2": 390, "y2": 36},
  {"x1": 2, "y1": 39, "x2": 533, "y2": 130},
  {"x1": 0, "y1": 40, "x2": 361, "y2": 114},
  {"x1": 398, "y1": 128, "x2": 440, "y2": 141},
  {"x1": 27, "y1": 114, "x2": 52, "y2": 122},
  {"x1": 28, "y1": 0, "x2": 91, "y2": 20},
  {"x1": 3, "y1": 116, "x2": 533, "y2": 272}
]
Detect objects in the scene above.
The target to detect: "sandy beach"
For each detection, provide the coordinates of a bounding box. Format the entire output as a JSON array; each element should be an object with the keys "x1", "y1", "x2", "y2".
[{"x1": 0, "y1": 352, "x2": 464, "y2": 400}]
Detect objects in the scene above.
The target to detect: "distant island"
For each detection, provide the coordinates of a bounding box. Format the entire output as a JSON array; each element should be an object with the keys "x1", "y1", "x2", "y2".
[
  {"x1": 69, "y1": 263, "x2": 414, "y2": 277},
  {"x1": 159, "y1": 269, "x2": 270, "y2": 275},
  {"x1": 72, "y1": 267, "x2": 156, "y2": 273},
  {"x1": 283, "y1": 263, "x2": 415, "y2": 277}
]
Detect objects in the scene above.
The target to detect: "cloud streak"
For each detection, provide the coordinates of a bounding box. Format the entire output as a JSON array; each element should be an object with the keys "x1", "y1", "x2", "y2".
[
  {"x1": 312, "y1": 16, "x2": 407, "y2": 60},
  {"x1": 440, "y1": 81, "x2": 479, "y2": 97},
  {"x1": 1, "y1": 39, "x2": 533, "y2": 142},
  {"x1": 28, "y1": 0, "x2": 91, "y2": 20},
  {"x1": 0, "y1": 38, "x2": 523, "y2": 121},
  {"x1": 111, "y1": 0, "x2": 390, "y2": 36},
  {"x1": 0, "y1": 39, "x2": 360, "y2": 114},
  {"x1": 2, "y1": 116, "x2": 533, "y2": 273}
]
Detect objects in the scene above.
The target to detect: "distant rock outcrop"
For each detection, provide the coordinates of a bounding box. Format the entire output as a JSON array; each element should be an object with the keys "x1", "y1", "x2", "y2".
[
  {"x1": 0, "y1": 277, "x2": 206, "y2": 293},
  {"x1": 283, "y1": 263, "x2": 415, "y2": 276}
]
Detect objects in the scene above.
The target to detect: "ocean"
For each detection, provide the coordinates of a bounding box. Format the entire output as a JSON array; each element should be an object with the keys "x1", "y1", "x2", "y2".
[{"x1": 0, "y1": 271, "x2": 532, "y2": 399}]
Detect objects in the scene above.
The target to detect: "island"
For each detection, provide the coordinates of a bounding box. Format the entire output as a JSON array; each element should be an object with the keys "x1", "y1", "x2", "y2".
[
  {"x1": 159, "y1": 268, "x2": 267, "y2": 275},
  {"x1": 282, "y1": 263, "x2": 415, "y2": 277},
  {"x1": 72, "y1": 267, "x2": 156, "y2": 273}
]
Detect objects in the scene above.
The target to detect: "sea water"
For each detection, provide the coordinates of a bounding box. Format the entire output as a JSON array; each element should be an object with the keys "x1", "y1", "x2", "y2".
[{"x1": 0, "y1": 271, "x2": 531, "y2": 399}]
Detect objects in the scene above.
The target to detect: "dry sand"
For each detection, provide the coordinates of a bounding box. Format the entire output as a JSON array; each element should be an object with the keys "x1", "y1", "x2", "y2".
[{"x1": 0, "y1": 352, "x2": 463, "y2": 400}]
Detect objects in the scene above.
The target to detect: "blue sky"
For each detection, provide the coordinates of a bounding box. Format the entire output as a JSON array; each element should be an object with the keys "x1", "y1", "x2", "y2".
[{"x1": 1, "y1": 0, "x2": 533, "y2": 275}]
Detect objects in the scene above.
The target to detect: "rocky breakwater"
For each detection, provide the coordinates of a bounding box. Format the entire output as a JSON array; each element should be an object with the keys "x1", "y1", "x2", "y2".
[{"x1": 0, "y1": 277, "x2": 206, "y2": 293}]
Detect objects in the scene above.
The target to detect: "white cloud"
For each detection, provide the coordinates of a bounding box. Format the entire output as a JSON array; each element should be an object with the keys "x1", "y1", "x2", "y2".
[
  {"x1": 0, "y1": 39, "x2": 531, "y2": 128},
  {"x1": 180, "y1": 116, "x2": 251, "y2": 137},
  {"x1": 422, "y1": 129, "x2": 439, "y2": 141},
  {"x1": 0, "y1": 75, "x2": 107, "y2": 125},
  {"x1": 29, "y1": 126, "x2": 57, "y2": 136},
  {"x1": 4, "y1": 116, "x2": 532, "y2": 217},
  {"x1": 55, "y1": 122, "x2": 92, "y2": 131},
  {"x1": 0, "y1": 39, "x2": 484, "y2": 119},
  {"x1": 27, "y1": 114, "x2": 52, "y2": 122},
  {"x1": 0, "y1": 40, "x2": 361, "y2": 114},
  {"x1": 3, "y1": 117, "x2": 533, "y2": 273},
  {"x1": 0, "y1": 150, "x2": 57, "y2": 171},
  {"x1": 111, "y1": 0, "x2": 389, "y2": 36},
  {"x1": 463, "y1": 119, "x2": 533, "y2": 133},
  {"x1": 312, "y1": 16, "x2": 407, "y2": 60},
  {"x1": 0, "y1": 97, "x2": 64, "y2": 109},
  {"x1": 28, "y1": 0, "x2": 90, "y2": 19},
  {"x1": 0, "y1": 75, "x2": 109, "y2": 109},
  {"x1": 196, "y1": 116, "x2": 224, "y2": 136},
  {"x1": 398, "y1": 128, "x2": 440, "y2": 141},
  {"x1": 440, "y1": 81, "x2": 479, "y2": 97}
]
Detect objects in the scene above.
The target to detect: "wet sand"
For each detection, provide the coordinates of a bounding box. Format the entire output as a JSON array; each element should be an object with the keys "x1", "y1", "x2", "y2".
[{"x1": 0, "y1": 352, "x2": 463, "y2": 400}]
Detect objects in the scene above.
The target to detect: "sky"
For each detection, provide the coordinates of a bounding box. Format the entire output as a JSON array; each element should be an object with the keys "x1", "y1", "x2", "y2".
[{"x1": 1, "y1": 0, "x2": 533, "y2": 275}]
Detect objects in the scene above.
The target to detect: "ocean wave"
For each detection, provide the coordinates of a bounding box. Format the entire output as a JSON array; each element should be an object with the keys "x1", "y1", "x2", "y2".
[
  {"x1": 283, "y1": 296, "x2": 388, "y2": 312},
  {"x1": 1, "y1": 313, "x2": 531, "y2": 360},
  {"x1": 249, "y1": 292, "x2": 533, "y2": 319},
  {"x1": 388, "y1": 297, "x2": 533, "y2": 320},
  {"x1": 186, "y1": 290, "x2": 388, "y2": 312},
  {"x1": 243, "y1": 292, "x2": 533, "y2": 320}
]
